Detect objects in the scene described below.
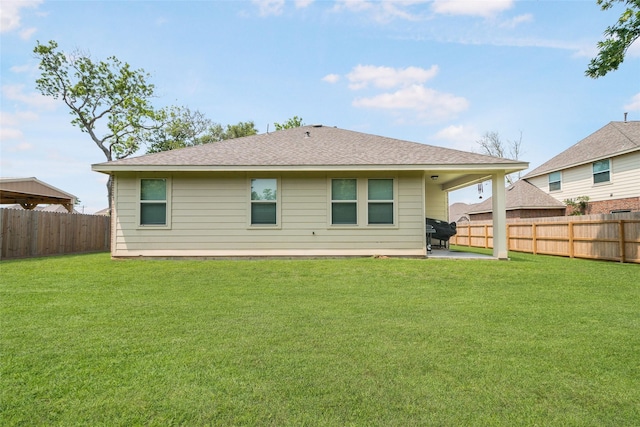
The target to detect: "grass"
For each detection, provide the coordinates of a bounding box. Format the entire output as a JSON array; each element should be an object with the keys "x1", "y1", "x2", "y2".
[{"x1": 1, "y1": 251, "x2": 639, "y2": 426}]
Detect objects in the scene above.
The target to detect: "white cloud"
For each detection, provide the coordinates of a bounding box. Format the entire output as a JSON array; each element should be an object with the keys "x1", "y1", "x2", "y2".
[
  {"x1": 346, "y1": 65, "x2": 439, "y2": 90},
  {"x1": 330, "y1": 64, "x2": 467, "y2": 123},
  {"x1": 322, "y1": 73, "x2": 341, "y2": 84},
  {"x1": 1, "y1": 110, "x2": 39, "y2": 127},
  {"x1": 18, "y1": 26, "x2": 36, "y2": 40},
  {"x1": 352, "y1": 84, "x2": 469, "y2": 121},
  {"x1": 0, "y1": 127, "x2": 24, "y2": 141},
  {"x1": 627, "y1": 38, "x2": 640, "y2": 58},
  {"x1": 2, "y1": 84, "x2": 57, "y2": 110},
  {"x1": 333, "y1": 0, "x2": 373, "y2": 13},
  {"x1": 332, "y1": 0, "x2": 429, "y2": 22},
  {"x1": 431, "y1": 0, "x2": 513, "y2": 18},
  {"x1": 0, "y1": 111, "x2": 39, "y2": 142},
  {"x1": 377, "y1": 1, "x2": 426, "y2": 22},
  {"x1": 10, "y1": 63, "x2": 34, "y2": 73},
  {"x1": 432, "y1": 124, "x2": 479, "y2": 150},
  {"x1": 500, "y1": 13, "x2": 533, "y2": 29},
  {"x1": 0, "y1": 0, "x2": 42, "y2": 33},
  {"x1": 624, "y1": 93, "x2": 640, "y2": 112},
  {"x1": 252, "y1": 0, "x2": 285, "y2": 16},
  {"x1": 295, "y1": 0, "x2": 314, "y2": 8},
  {"x1": 6, "y1": 141, "x2": 34, "y2": 152}
]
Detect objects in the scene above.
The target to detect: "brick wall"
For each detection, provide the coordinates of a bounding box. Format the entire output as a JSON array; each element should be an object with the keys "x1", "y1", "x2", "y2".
[
  {"x1": 584, "y1": 197, "x2": 640, "y2": 215},
  {"x1": 468, "y1": 198, "x2": 639, "y2": 220}
]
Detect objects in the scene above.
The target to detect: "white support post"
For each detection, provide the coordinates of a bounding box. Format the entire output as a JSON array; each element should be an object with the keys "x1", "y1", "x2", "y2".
[{"x1": 491, "y1": 172, "x2": 509, "y2": 260}]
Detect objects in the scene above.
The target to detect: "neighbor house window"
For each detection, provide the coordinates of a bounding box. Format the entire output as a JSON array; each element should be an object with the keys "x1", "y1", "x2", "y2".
[
  {"x1": 251, "y1": 178, "x2": 277, "y2": 225},
  {"x1": 368, "y1": 179, "x2": 394, "y2": 225},
  {"x1": 140, "y1": 178, "x2": 167, "y2": 226},
  {"x1": 549, "y1": 171, "x2": 561, "y2": 191},
  {"x1": 331, "y1": 179, "x2": 357, "y2": 225},
  {"x1": 593, "y1": 159, "x2": 610, "y2": 184}
]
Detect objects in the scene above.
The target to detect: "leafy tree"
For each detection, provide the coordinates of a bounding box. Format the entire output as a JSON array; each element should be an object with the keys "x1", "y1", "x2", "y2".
[
  {"x1": 146, "y1": 109, "x2": 258, "y2": 154},
  {"x1": 34, "y1": 40, "x2": 161, "y2": 208},
  {"x1": 564, "y1": 196, "x2": 590, "y2": 215},
  {"x1": 476, "y1": 131, "x2": 524, "y2": 185},
  {"x1": 586, "y1": 0, "x2": 640, "y2": 78},
  {"x1": 274, "y1": 116, "x2": 304, "y2": 130},
  {"x1": 146, "y1": 106, "x2": 216, "y2": 153},
  {"x1": 223, "y1": 121, "x2": 258, "y2": 139}
]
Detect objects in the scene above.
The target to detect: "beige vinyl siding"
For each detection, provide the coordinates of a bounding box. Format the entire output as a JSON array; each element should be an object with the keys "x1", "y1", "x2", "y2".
[
  {"x1": 424, "y1": 181, "x2": 449, "y2": 220},
  {"x1": 528, "y1": 151, "x2": 640, "y2": 203},
  {"x1": 112, "y1": 171, "x2": 426, "y2": 257}
]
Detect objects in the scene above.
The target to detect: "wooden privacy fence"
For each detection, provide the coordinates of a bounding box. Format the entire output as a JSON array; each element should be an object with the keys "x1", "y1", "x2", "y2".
[
  {"x1": 450, "y1": 213, "x2": 640, "y2": 263},
  {"x1": 0, "y1": 208, "x2": 110, "y2": 260}
]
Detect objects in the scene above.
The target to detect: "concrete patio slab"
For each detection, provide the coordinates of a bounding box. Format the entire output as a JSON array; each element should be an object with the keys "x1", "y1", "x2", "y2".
[{"x1": 427, "y1": 248, "x2": 497, "y2": 260}]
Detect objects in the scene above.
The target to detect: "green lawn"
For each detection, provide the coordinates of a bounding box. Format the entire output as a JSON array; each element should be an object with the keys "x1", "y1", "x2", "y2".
[{"x1": 1, "y1": 251, "x2": 638, "y2": 426}]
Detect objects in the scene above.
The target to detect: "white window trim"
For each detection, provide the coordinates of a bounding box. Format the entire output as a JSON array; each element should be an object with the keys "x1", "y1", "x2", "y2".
[
  {"x1": 137, "y1": 177, "x2": 172, "y2": 230},
  {"x1": 247, "y1": 176, "x2": 281, "y2": 229},
  {"x1": 592, "y1": 158, "x2": 612, "y2": 186},
  {"x1": 367, "y1": 178, "x2": 398, "y2": 227},
  {"x1": 329, "y1": 178, "x2": 359, "y2": 227},
  {"x1": 326, "y1": 176, "x2": 398, "y2": 229},
  {"x1": 548, "y1": 171, "x2": 562, "y2": 192}
]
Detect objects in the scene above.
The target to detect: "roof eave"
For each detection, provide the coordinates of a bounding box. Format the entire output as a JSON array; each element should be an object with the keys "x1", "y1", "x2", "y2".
[
  {"x1": 92, "y1": 162, "x2": 529, "y2": 174},
  {"x1": 523, "y1": 147, "x2": 640, "y2": 179}
]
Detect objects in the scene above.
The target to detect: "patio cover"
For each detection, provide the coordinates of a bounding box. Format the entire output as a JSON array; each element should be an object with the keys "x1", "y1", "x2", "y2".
[{"x1": 0, "y1": 177, "x2": 77, "y2": 212}]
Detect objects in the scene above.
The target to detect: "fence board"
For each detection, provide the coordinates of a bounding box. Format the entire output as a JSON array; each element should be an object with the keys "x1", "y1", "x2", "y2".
[
  {"x1": 450, "y1": 213, "x2": 640, "y2": 263},
  {"x1": 0, "y1": 208, "x2": 110, "y2": 260}
]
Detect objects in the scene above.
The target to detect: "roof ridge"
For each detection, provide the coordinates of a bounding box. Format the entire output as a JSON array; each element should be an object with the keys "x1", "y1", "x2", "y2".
[{"x1": 611, "y1": 121, "x2": 640, "y2": 148}]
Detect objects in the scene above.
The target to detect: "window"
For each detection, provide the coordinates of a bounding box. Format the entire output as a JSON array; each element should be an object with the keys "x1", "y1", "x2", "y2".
[
  {"x1": 140, "y1": 178, "x2": 167, "y2": 226},
  {"x1": 593, "y1": 159, "x2": 610, "y2": 184},
  {"x1": 368, "y1": 179, "x2": 394, "y2": 225},
  {"x1": 331, "y1": 179, "x2": 357, "y2": 225},
  {"x1": 549, "y1": 171, "x2": 561, "y2": 191},
  {"x1": 251, "y1": 178, "x2": 277, "y2": 225}
]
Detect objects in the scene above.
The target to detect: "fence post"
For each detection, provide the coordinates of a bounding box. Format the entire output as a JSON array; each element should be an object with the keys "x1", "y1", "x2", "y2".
[
  {"x1": 532, "y1": 223, "x2": 537, "y2": 255},
  {"x1": 466, "y1": 224, "x2": 471, "y2": 247},
  {"x1": 484, "y1": 225, "x2": 489, "y2": 249},
  {"x1": 619, "y1": 220, "x2": 625, "y2": 263},
  {"x1": 568, "y1": 221, "x2": 574, "y2": 258}
]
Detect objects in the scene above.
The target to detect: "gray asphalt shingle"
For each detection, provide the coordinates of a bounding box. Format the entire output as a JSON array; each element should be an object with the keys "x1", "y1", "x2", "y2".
[
  {"x1": 524, "y1": 121, "x2": 640, "y2": 178},
  {"x1": 94, "y1": 125, "x2": 523, "y2": 168},
  {"x1": 468, "y1": 179, "x2": 566, "y2": 214}
]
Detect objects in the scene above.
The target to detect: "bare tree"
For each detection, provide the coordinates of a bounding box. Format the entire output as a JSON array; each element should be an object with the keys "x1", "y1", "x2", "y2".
[{"x1": 476, "y1": 131, "x2": 524, "y2": 185}]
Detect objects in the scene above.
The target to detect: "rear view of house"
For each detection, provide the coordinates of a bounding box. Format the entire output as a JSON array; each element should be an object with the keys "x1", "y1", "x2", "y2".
[{"x1": 92, "y1": 125, "x2": 527, "y2": 259}]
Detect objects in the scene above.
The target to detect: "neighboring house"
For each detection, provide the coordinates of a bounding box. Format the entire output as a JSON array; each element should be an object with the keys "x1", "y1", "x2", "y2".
[
  {"x1": 465, "y1": 179, "x2": 566, "y2": 221},
  {"x1": 93, "y1": 207, "x2": 110, "y2": 216},
  {"x1": 0, "y1": 177, "x2": 77, "y2": 213},
  {"x1": 523, "y1": 120, "x2": 640, "y2": 214},
  {"x1": 449, "y1": 202, "x2": 471, "y2": 223},
  {"x1": 92, "y1": 125, "x2": 528, "y2": 259}
]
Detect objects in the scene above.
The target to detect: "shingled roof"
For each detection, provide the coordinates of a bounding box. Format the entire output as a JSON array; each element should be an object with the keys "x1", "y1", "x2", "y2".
[
  {"x1": 524, "y1": 121, "x2": 640, "y2": 179},
  {"x1": 467, "y1": 179, "x2": 566, "y2": 214},
  {"x1": 92, "y1": 125, "x2": 527, "y2": 172}
]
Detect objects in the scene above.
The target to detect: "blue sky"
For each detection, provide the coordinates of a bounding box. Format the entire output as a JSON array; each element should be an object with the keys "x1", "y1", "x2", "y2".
[{"x1": 1, "y1": 0, "x2": 639, "y2": 214}]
